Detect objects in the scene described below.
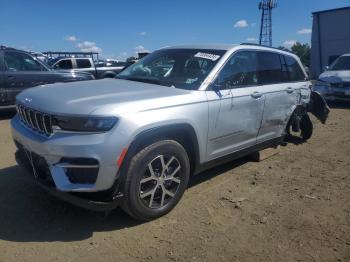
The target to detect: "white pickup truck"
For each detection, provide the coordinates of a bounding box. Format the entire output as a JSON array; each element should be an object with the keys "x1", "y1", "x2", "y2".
[{"x1": 48, "y1": 57, "x2": 127, "y2": 79}]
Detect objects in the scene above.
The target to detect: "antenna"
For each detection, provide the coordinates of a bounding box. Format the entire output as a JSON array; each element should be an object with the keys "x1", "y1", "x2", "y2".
[{"x1": 258, "y1": 0, "x2": 277, "y2": 47}]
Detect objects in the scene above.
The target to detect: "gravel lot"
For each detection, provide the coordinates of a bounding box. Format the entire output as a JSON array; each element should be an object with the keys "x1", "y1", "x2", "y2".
[{"x1": 0, "y1": 105, "x2": 349, "y2": 262}]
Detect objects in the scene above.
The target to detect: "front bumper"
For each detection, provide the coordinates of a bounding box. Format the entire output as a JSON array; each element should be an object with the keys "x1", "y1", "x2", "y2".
[
  {"x1": 15, "y1": 149, "x2": 123, "y2": 211},
  {"x1": 313, "y1": 84, "x2": 350, "y2": 101},
  {"x1": 11, "y1": 114, "x2": 127, "y2": 192}
]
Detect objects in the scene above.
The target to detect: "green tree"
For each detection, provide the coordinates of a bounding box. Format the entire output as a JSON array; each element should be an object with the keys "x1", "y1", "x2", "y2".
[
  {"x1": 290, "y1": 42, "x2": 311, "y2": 67},
  {"x1": 277, "y1": 46, "x2": 290, "y2": 52}
]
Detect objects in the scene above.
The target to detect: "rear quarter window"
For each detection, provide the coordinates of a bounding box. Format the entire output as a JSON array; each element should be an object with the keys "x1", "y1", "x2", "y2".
[
  {"x1": 76, "y1": 59, "x2": 92, "y2": 68},
  {"x1": 284, "y1": 55, "x2": 305, "y2": 82}
]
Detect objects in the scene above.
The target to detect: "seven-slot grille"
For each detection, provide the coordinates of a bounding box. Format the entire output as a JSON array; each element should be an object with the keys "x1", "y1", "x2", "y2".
[{"x1": 16, "y1": 104, "x2": 53, "y2": 136}]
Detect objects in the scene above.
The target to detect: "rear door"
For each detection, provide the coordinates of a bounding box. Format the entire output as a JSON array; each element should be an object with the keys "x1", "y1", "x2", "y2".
[
  {"x1": 256, "y1": 52, "x2": 303, "y2": 142},
  {"x1": 3, "y1": 51, "x2": 54, "y2": 104}
]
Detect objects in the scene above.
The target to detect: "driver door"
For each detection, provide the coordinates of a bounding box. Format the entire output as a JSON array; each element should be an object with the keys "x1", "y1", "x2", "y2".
[{"x1": 206, "y1": 51, "x2": 265, "y2": 161}]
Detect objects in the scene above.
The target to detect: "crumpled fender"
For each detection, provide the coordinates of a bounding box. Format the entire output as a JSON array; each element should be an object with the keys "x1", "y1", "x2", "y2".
[{"x1": 307, "y1": 91, "x2": 330, "y2": 124}]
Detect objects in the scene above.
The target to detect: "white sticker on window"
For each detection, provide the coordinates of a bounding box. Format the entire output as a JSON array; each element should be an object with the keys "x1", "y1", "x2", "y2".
[{"x1": 194, "y1": 52, "x2": 220, "y2": 61}]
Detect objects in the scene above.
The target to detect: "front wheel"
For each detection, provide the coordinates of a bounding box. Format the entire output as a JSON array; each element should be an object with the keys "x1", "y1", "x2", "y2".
[{"x1": 121, "y1": 140, "x2": 190, "y2": 221}]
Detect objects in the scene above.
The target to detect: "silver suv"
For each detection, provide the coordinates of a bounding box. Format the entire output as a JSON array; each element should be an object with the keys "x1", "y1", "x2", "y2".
[{"x1": 11, "y1": 44, "x2": 329, "y2": 220}]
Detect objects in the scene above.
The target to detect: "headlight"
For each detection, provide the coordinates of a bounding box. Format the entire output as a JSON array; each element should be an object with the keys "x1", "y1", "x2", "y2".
[{"x1": 53, "y1": 116, "x2": 118, "y2": 132}]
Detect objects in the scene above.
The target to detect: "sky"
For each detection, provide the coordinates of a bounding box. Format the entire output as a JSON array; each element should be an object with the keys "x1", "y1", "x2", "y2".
[{"x1": 0, "y1": 0, "x2": 349, "y2": 60}]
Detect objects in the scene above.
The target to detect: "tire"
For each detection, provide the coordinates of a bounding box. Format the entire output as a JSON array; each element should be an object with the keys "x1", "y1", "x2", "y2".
[
  {"x1": 300, "y1": 114, "x2": 313, "y2": 141},
  {"x1": 121, "y1": 140, "x2": 190, "y2": 221},
  {"x1": 285, "y1": 113, "x2": 313, "y2": 142}
]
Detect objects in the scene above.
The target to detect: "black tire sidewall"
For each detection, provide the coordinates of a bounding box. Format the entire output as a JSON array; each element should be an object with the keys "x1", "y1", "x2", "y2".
[
  {"x1": 301, "y1": 114, "x2": 313, "y2": 140},
  {"x1": 124, "y1": 140, "x2": 190, "y2": 220}
]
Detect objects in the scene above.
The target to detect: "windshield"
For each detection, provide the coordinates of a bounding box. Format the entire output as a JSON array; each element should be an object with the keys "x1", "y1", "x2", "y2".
[
  {"x1": 329, "y1": 56, "x2": 350, "y2": 71},
  {"x1": 117, "y1": 49, "x2": 226, "y2": 90}
]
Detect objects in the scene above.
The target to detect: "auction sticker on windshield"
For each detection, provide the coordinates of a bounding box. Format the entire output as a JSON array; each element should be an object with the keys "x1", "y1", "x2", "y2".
[{"x1": 194, "y1": 52, "x2": 221, "y2": 61}]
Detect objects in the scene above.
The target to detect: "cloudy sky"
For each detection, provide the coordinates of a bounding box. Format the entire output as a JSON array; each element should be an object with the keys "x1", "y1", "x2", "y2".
[{"x1": 0, "y1": 0, "x2": 348, "y2": 60}]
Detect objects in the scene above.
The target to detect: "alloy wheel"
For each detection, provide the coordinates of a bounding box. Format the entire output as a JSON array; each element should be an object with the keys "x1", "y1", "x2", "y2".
[{"x1": 139, "y1": 154, "x2": 182, "y2": 209}]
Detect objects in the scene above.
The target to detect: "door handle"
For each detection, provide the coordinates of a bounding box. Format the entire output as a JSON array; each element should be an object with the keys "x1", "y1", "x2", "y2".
[
  {"x1": 7, "y1": 75, "x2": 15, "y2": 80},
  {"x1": 286, "y1": 87, "x2": 294, "y2": 93},
  {"x1": 251, "y1": 91, "x2": 262, "y2": 99}
]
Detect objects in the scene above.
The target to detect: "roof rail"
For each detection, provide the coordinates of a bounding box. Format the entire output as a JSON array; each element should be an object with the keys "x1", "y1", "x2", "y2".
[
  {"x1": 43, "y1": 51, "x2": 99, "y2": 60},
  {"x1": 240, "y1": 43, "x2": 294, "y2": 54}
]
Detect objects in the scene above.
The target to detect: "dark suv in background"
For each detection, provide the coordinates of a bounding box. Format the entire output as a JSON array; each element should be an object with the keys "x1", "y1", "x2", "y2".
[{"x1": 0, "y1": 46, "x2": 94, "y2": 108}]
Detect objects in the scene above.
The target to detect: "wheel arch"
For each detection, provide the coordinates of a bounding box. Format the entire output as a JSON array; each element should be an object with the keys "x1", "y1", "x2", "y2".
[
  {"x1": 120, "y1": 123, "x2": 201, "y2": 178},
  {"x1": 284, "y1": 104, "x2": 306, "y2": 132}
]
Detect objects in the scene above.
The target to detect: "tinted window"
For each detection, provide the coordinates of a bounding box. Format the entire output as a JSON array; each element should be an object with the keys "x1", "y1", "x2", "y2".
[
  {"x1": 56, "y1": 59, "x2": 73, "y2": 69},
  {"x1": 76, "y1": 59, "x2": 92, "y2": 68},
  {"x1": 285, "y1": 55, "x2": 305, "y2": 81},
  {"x1": 4, "y1": 52, "x2": 43, "y2": 71},
  {"x1": 216, "y1": 51, "x2": 258, "y2": 89},
  {"x1": 280, "y1": 55, "x2": 289, "y2": 81},
  {"x1": 257, "y1": 52, "x2": 283, "y2": 85}
]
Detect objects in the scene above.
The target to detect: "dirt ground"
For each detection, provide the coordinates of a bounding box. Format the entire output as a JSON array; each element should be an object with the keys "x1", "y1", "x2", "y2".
[{"x1": 0, "y1": 104, "x2": 349, "y2": 262}]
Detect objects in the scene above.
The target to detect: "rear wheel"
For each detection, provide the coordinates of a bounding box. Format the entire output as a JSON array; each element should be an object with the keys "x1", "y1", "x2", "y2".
[
  {"x1": 300, "y1": 114, "x2": 313, "y2": 140},
  {"x1": 121, "y1": 140, "x2": 190, "y2": 221},
  {"x1": 286, "y1": 113, "x2": 313, "y2": 141}
]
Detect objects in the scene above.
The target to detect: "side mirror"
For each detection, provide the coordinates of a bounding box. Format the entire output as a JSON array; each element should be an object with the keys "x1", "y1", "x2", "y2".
[
  {"x1": 210, "y1": 83, "x2": 221, "y2": 93},
  {"x1": 324, "y1": 65, "x2": 329, "y2": 71},
  {"x1": 209, "y1": 81, "x2": 225, "y2": 98}
]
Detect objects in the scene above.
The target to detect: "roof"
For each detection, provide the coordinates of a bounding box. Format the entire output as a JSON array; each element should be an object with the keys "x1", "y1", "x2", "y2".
[
  {"x1": 161, "y1": 44, "x2": 237, "y2": 51},
  {"x1": 0, "y1": 45, "x2": 17, "y2": 50},
  {"x1": 159, "y1": 43, "x2": 298, "y2": 58},
  {"x1": 313, "y1": 6, "x2": 350, "y2": 15}
]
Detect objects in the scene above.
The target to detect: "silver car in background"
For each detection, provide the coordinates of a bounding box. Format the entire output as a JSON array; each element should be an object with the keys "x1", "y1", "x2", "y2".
[
  {"x1": 313, "y1": 54, "x2": 350, "y2": 102},
  {"x1": 11, "y1": 44, "x2": 329, "y2": 220}
]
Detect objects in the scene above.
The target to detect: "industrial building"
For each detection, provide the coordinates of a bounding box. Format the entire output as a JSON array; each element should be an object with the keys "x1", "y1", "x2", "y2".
[{"x1": 310, "y1": 7, "x2": 350, "y2": 78}]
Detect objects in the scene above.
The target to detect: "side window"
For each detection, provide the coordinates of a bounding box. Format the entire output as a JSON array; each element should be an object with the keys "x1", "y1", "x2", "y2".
[
  {"x1": 56, "y1": 59, "x2": 73, "y2": 69},
  {"x1": 76, "y1": 59, "x2": 92, "y2": 68},
  {"x1": 279, "y1": 55, "x2": 290, "y2": 81},
  {"x1": 257, "y1": 52, "x2": 283, "y2": 85},
  {"x1": 216, "y1": 51, "x2": 258, "y2": 89},
  {"x1": 284, "y1": 56, "x2": 305, "y2": 81},
  {"x1": 4, "y1": 52, "x2": 43, "y2": 71}
]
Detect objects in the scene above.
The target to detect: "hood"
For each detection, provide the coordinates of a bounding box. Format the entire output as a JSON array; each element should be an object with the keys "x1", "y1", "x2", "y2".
[
  {"x1": 16, "y1": 79, "x2": 199, "y2": 115},
  {"x1": 318, "y1": 70, "x2": 350, "y2": 83}
]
